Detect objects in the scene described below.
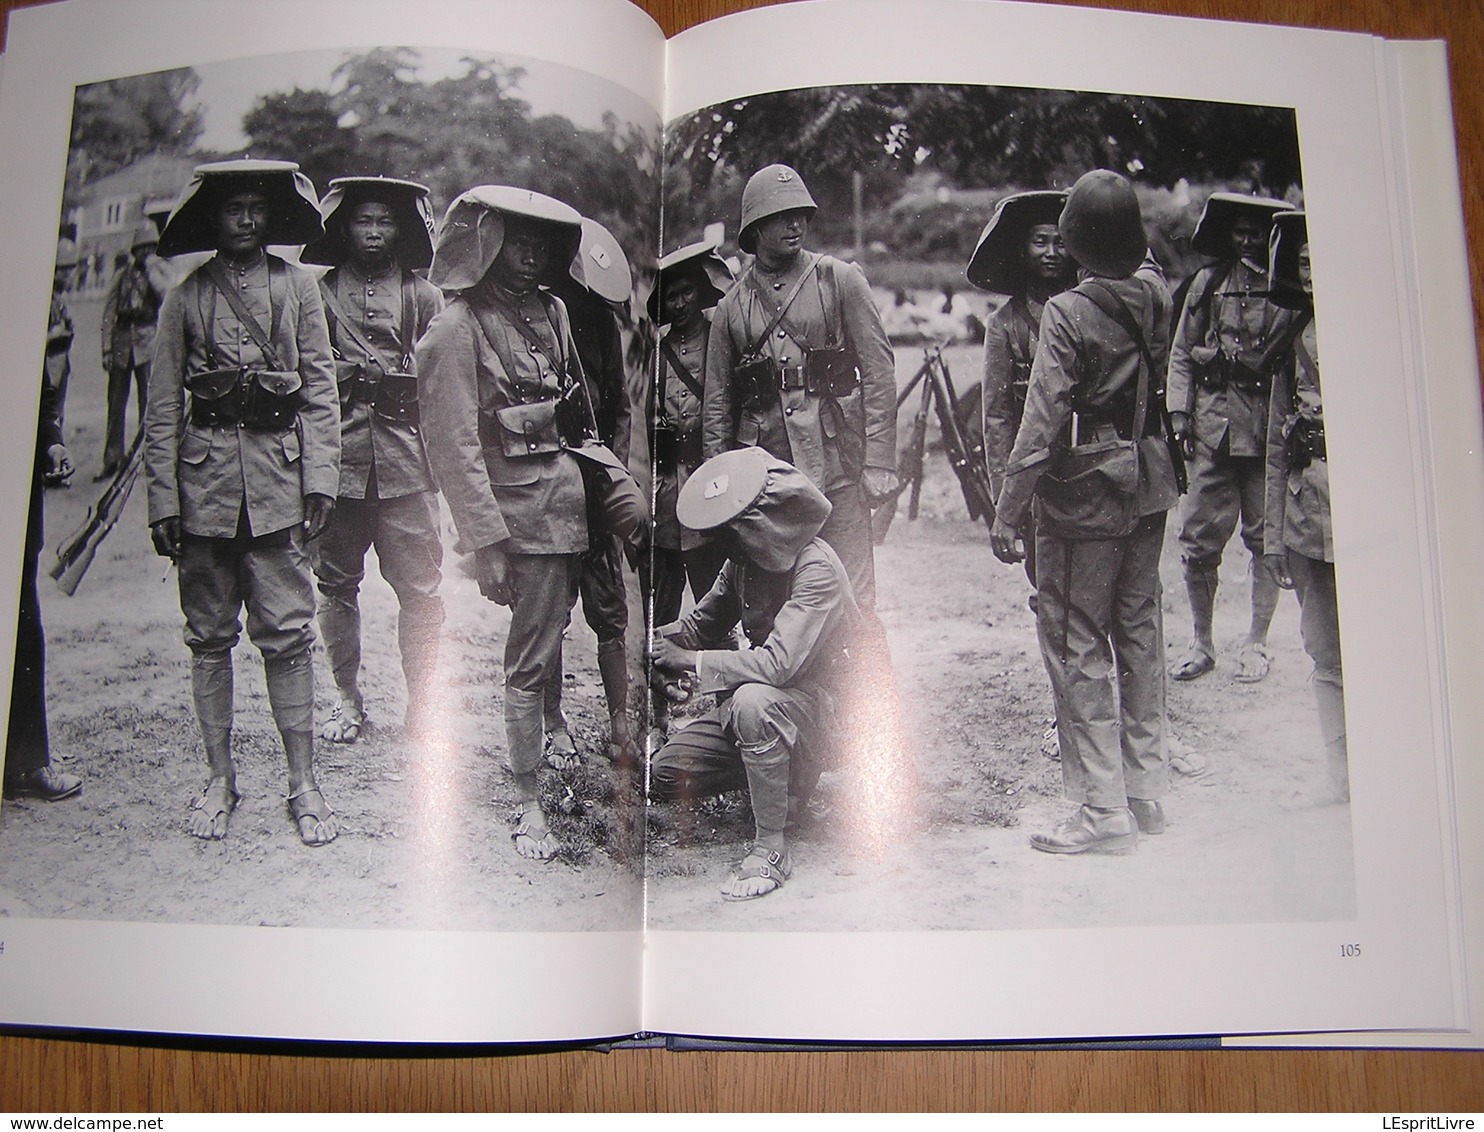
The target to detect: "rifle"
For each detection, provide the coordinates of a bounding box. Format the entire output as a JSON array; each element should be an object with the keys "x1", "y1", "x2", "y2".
[{"x1": 50, "y1": 433, "x2": 144, "y2": 596}]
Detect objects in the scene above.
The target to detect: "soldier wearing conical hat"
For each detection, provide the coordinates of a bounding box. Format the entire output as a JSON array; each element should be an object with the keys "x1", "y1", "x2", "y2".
[
  {"x1": 991, "y1": 169, "x2": 1180, "y2": 855},
  {"x1": 143, "y1": 159, "x2": 341, "y2": 847},
  {"x1": 1166, "y1": 191, "x2": 1296, "y2": 687},
  {"x1": 300, "y1": 176, "x2": 445, "y2": 743}
]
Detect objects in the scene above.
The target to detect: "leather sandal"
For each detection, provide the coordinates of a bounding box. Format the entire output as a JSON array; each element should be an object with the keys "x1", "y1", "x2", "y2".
[
  {"x1": 721, "y1": 845, "x2": 792, "y2": 901},
  {"x1": 511, "y1": 802, "x2": 559, "y2": 861},
  {"x1": 188, "y1": 776, "x2": 238, "y2": 840},
  {"x1": 287, "y1": 786, "x2": 338, "y2": 846}
]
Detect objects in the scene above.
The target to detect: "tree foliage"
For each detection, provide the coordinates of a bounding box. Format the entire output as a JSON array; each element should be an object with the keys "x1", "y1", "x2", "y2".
[{"x1": 67, "y1": 68, "x2": 203, "y2": 196}]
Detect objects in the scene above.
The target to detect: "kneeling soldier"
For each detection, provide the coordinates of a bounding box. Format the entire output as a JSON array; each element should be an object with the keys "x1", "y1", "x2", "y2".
[
  {"x1": 144, "y1": 160, "x2": 341, "y2": 846},
  {"x1": 649, "y1": 447, "x2": 863, "y2": 901},
  {"x1": 301, "y1": 177, "x2": 444, "y2": 740}
]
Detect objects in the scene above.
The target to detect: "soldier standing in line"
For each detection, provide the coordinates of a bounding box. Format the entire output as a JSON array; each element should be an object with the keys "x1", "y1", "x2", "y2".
[
  {"x1": 990, "y1": 170, "x2": 1180, "y2": 854},
  {"x1": 97, "y1": 220, "x2": 168, "y2": 481},
  {"x1": 144, "y1": 160, "x2": 341, "y2": 846},
  {"x1": 701, "y1": 164, "x2": 898, "y2": 609},
  {"x1": 2, "y1": 238, "x2": 82, "y2": 802},
  {"x1": 44, "y1": 236, "x2": 76, "y2": 437},
  {"x1": 1167, "y1": 192, "x2": 1294, "y2": 684},
  {"x1": 1262, "y1": 211, "x2": 1349, "y2": 804},
  {"x1": 416, "y1": 187, "x2": 618, "y2": 861},
  {"x1": 300, "y1": 177, "x2": 444, "y2": 741},
  {"x1": 544, "y1": 219, "x2": 637, "y2": 767},
  {"x1": 641, "y1": 239, "x2": 734, "y2": 755}
]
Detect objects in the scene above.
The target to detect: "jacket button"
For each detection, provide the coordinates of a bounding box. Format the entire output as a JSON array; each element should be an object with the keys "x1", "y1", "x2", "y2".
[{"x1": 785, "y1": 407, "x2": 794, "y2": 416}]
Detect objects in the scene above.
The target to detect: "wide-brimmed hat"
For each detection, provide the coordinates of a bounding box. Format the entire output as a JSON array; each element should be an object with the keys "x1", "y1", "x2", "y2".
[
  {"x1": 567, "y1": 218, "x2": 633, "y2": 304},
  {"x1": 300, "y1": 176, "x2": 436, "y2": 270},
  {"x1": 738, "y1": 164, "x2": 817, "y2": 255},
  {"x1": 1189, "y1": 191, "x2": 1291, "y2": 258},
  {"x1": 1059, "y1": 170, "x2": 1147, "y2": 279},
  {"x1": 965, "y1": 190, "x2": 1068, "y2": 293},
  {"x1": 1267, "y1": 210, "x2": 1310, "y2": 312},
  {"x1": 678, "y1": 447, "x2": 832, "y2": 572},
  {"x1": 130, "y1": 220, "x2": 160, "y2": 252},
  {"x1": 427, "y1": 185, "x2": 583, "y2": 291},
  {"x1": 646, "y1": 239, "x2": 735, "y2": 323},
  {"x1": 156, "y1": 159, "x2": 323, "y2": 258}
]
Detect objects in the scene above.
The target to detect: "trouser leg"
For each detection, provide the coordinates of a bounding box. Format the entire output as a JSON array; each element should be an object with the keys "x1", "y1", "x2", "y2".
[
  {"x1": 101, "y1": 364, "x2": 130, "y2": 473},
  {"x1": 190, "y1": 651, "x2": 235, "y2": 777},
  {"x1": 6, "y1": 472, "x2": 49, "y2": 775},
  {"x1": 650, "y1": 715, "x2": 749, "y2": 803},
  {"x1": 312, "y1": 497, "x2": 375, "y2": 709},
  {"x1": 821, "y1": 481, "x2": 876, "y2": 609},
  {"x1": 374, "y1": 491, "x2": 444, "y2": 726},
  {"x1": 179, "y1": 534, "x2": 249, "y2": 776},
  {"x1": 727, "y1": 683, "x2": 818, "y2": 848},
  {"x1": 505, "y1": 554, "x2": 582, "y2": 776},
  {"x1": 1182, "y1": 560, "x2": 1218, "y2": 655},
  {"x1": 1178, "y1": 441, "x2": 1240, "y2": 652},
  {"x1": 1112, "y1": 513, "x2": 1169, "y2": 802},
  {"x1": 1236, "y1": 455, "x2": 1279, "y2": 643},
  {"x1": 1290, "y1": 552, "x2": 1348, "y2": 799}
]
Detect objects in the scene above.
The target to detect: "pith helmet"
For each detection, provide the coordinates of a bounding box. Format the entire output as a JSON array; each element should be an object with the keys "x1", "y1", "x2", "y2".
[
  {"x1": 301, "y1": 176, "x2": 436, "y2": 270},
  {"x1": 738, "y1": 164, "x2": 817, "y2": 255},
  {"x1": 54, "y1": 237, "x2": 79, "y2": 269},
  {"x1": 156, "y1": 159, "x2": 323, "y2": 258},
  {"x1": 1059, "y1": 170, "x2": 1147, "y2": 279},
  {"x1": 1190, "y1": 191, "x2": 1290, "y2": 258},
  {"x1": 646, "y1": 239, "x2": 735, "y2": 323},
  {"x1": 965, "y1": 190, "x2": 1068, "y2": 294},
  {"x1": 427, "y1": 185, "x2": 582, "y2": 291},
  {"x1": 130, "y1": 220, "x2": 160, "y2": 251},
  {"x1": 1267, "y1": 210, "x2": 1310, "y2": 312},
  {"x1": 568, "y1": 217, "x2": 633, "y2": 304}
]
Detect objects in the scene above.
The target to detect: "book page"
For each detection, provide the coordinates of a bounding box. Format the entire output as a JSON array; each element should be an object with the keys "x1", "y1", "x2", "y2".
[
  {"x1": 0, "y1": 0, "x2": 664, "y2": 1043},
  {"x1": 644, "y1": 0, "x2": 1473, "y2": 1042}
]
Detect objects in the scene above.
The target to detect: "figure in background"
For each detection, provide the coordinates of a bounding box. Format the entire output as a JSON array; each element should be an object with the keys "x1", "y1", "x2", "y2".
[
  {"x1": 1262, "y1": 210, "x2": 1348, "y2": 804},
  {"x1": 990, "y1": 170, "x2": 1180, "y2": 854},
  {"x1": 144, "y1": 160, "x2": 340, "y2": 846},
  {"x1": 2, "y1": 238, "x2": 82, "y2": 802},
  {"x1": 45, "y1": 236, "x2": 76, "y2": 437},
  {"x1": 642, "y1": 239, "x2": 735, "y2": 755},
  {"x1": 1167, "y1": 193, "x2": 1294, "y2": 684},
  {"x1": 98, "y1": 220, "x2": 168, "y2": 481},
  {"x1": 300, "y1": 176, "x2": 444, "y2": 741}
]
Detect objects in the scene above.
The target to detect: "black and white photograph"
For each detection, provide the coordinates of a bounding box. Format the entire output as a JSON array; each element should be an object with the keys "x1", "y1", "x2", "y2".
[{"x1": 0, "y1": 41, "x2": 661, "y2": 936}]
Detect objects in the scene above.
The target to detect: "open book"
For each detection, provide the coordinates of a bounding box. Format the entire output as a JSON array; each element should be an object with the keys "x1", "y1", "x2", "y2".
[{"x1": 0, "y1": 0, "x2": 1478, "y2": 1048}]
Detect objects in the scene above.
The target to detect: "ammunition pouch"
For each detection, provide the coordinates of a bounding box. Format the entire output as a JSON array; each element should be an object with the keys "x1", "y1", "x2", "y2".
[
  {"x1": 734, "y1": 353, "x2": 776, "y2": 413},
  {"x1": 370, "y1": 372, "x2": 419, "y2": 425},
  {"x1": 1200, "y1": 353, "x2": 1271, "y2": 396},
  {"x1": 653, "y1": 417, "x2": 702, "y2": 473},
  {"x1": 493, "y1": 400, "x2": 562, "y2": 459},
  {"x1": 1285, "y1": 416, "x2": 1326, "y2": 470},
  {"x1": 187, "y1": 367, "x2": 302, "y2": 430},
  {"x1": 803, "y1": 345, "x2": 859, "y2": 397},
  {"x1": 555, "y1": 376, "x2": 597, "y2": 448}
]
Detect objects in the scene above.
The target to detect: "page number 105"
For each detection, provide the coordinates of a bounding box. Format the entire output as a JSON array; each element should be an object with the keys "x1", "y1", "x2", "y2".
[{"x1": 1340, "y1": 943, "x2": 1361, "y2": 958}]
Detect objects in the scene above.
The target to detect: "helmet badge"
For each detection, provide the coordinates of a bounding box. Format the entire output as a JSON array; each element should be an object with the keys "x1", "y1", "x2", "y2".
[{"x1": 704, "y1": 474, "x2": 730, "y2": 499}]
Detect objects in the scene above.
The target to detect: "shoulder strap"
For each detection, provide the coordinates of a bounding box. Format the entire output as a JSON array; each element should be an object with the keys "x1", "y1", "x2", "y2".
[
  {"x1": 400, "y1": 270, "x2": 418, "y2": 365},
  {"x1": 205, "y1": 257, "x2": 284, "y2": 370},
  {"x1": 482, "y1": 286, "x2": 568, "y2": 376},
  {"x1": 318, "y1": 276, "x2": 403, "y2": 376},
  {"x1": 1074, "y1": 279, "x2": 1153, "y2": 442},
  {"x1": 742, "y1": 253, "x2": 820, "y2": 356},
  {"x1": 659, "y1": 337, "x2": 704, "y2": 399},
  {"x1": 1292, "y1": 317, "x2": 1320, "y2": 384},
  {"x1": 1009, "y1": 296, "x2": 1034, "y2": 366},
  {"x1": 466, "y1": 297, "x2": 524, "y2": 387}
]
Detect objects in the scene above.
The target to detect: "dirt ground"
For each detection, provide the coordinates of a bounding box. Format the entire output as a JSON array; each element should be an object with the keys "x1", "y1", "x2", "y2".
[{"x1": 0, "y1": 313, "x2": 1355, "y2": 935}]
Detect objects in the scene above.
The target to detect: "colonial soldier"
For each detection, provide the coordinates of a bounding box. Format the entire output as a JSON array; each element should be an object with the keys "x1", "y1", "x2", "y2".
[
  {"x1": 98, "y1": 220, "x2": 168, "y2": 481},
  {"x1": 2, "y1": 238, "x2": 82, "y2": 802},
  {"x1": 417, "y1": 186, "x2": 644, "y2": 860},
  {"x1": 44, "y1": 236, "x2": 76, "y2": 435},
  {"x1": 642, "y1": 239, "x2": 735, "y2": 754},
  {"x1": 650, "y1": 447, "x2": 863, "y2": 900},
  {"x1": 545, "y1": 218, "x2": 636, "y2": 766},
  {"x1": 702, "y1": 163, "x2": 898, "y2": 608},
  {"x1": 990, "y1": 170, "x2": 1180, "y2": 853},
  {"x1": 1262, "y1": 211, "x2": 1348, "y2": 804},
  {"x1": 970, "y1": 191, "x2": 1075, "y2": 588},
  {"x1": 300, "y1": 177, "x2": 444, "y2": 741},
  {"x1": 1167, "y1": 192, "x2": 1294, "y2": 683},
  {"x1": 144, "y1": 160, "x2": 340, "y2": 846}
]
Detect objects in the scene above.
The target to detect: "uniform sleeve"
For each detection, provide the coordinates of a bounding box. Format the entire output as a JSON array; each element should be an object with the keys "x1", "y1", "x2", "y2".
[
  {"x1": 292, "y1": 273, "x2": 341, "y2": 500},
  {"x1": 417, "y1": 304, "x2": 511, "y2": 549},
  {"x1": 1167, "y1": 268, "x2": 1214, "y2": 416},
  {"x1": 981, "y1": 312, "x2": 1017, "y2": 500},
  {"x1": 1263, "y1": 360, "x2": 1294, "y2": 556},
  {"x1": 661, "y1": 562, "x2": 741, "y2": 651},
  {"x1": 702, "y1": 302, "x2": 738, "y2": 460},
  {"x1": 838, "y1": 261, "x2": 897, "y2": 471},
  {"x1": 996, "y1": 298, "x2": 1079, "y2": 527},
  {"x1": 601, "y1": 313, "x2": 632, "y2": 466},
  {"x1": 100, "y1": 272, "x2": 121, "y2": 366},
  {"x1": 414, "y1": 277, "x2": 444, "y2": 341},
  {"x1": 143, "y1": 284, "x2": 188, "y2": 525},
  {"x1": 696, "y1": 549, "x2": 845, "y2": 694}
]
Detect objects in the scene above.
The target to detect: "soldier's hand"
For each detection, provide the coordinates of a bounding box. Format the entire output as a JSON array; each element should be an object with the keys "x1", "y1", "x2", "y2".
[
  {"x1": 649, "y1": 637, "x2": 697, "y2": 679},
  {"x1": 302, "y1": 493, "x2": 335, "y2": 540},
  {"x1": 44, "y1": 443, "x2": 73, "y2": 486},
  {"x1": 150, "y1": 517, "x2": 181, "y2": 561},
  {"x1": 1170, "y1": 411, "x2": 1195, "y2": 458},
  {"x1": 1263, "y1": 552, "x2": 1294, "y2": 591},
  {"x1": 989, "y1": 515, "x2": 1024, "y2": 564},
  {"x1": 475, "y1": 542, "x2": 513, "y2": 606},
  {"x1": 862, "y1": 466, "x2": 901, "y2": 506}
]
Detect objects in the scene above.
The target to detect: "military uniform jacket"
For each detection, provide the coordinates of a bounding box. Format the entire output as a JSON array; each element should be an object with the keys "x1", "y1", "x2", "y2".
[
  {"x1": 44, "y1": 291, "x2": 72, "y2": 395},
  {"x1": 1167, "y1": 259, "x2": 1294, "y2": 456},
  {"x1": 1264, "y1": 315, "x2": 1331, "y2": 562},
  {"x1": 320, "y1": 263, "x2": 442, "y2": 500},
  {"x1": 415, "y1": 283, "x2": 587, "y2": 556},
  {"x1": 702, "y1": 253, "x2": 896, "y2": 492},
  {"x1": 998, "y1": 263, "x2": 1178, "y2": 529},
  {"x1": 667, "y1": 538, "x2": 860, "y2": 698},
  {"x1": 144, "y1": 253, "x2": 340, "y2": 539},
  {"x1": 651, "y1": 318, "x2": 709, "y2": 552},
  {"x1": 982, "y1": 294, "x2": 1043, "y2": 499},
  {"x1": 101, "y1": 258, "x2": 168, "y2": 369}
]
